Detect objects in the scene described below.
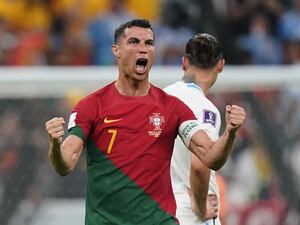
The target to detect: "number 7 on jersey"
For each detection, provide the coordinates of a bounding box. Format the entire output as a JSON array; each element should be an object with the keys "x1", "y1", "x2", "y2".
[{"x1": 107, "y1": 129, "x2": 117, "y2": 154}]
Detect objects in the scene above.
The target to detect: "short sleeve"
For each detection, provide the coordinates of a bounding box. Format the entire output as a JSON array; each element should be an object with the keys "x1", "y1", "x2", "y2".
[
  {"x1": 175, "y1": 99, "x2": 201, "y2": 147},
  {"x1": 196, "y1": 109, "x2": 220, "y2": 141},
  {"x1": 67, "y1": 98, "x2": 94, "y2": 141},
  {"x1": 175, "y1": 98, "x2": 197, "y2": 124}
]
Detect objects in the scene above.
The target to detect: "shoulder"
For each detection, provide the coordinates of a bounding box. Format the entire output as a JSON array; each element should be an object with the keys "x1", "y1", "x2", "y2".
[
  {"x1": 164, "y1": 81, "x2": 194, "y2": 104},
  {"x1": 197, "y1": 96, "x2": 221, "y2": 128},
  {"x1": 164, "y1": 81, "x2": 184, "y2": 96},
  {"x1": 80, "y1": 82, "x2": 114, "y2": 102},
  {"x1": 203, "y1": 96, "x2": 220, "y2": 116},
  {"x1": 152, "y1": 83, "x2": 183, "y2": 103},
  {"x1": 151, "y1": 84, "x2": 192, "y2": 116},
  {"x1": 165, "y1": 82, "x2": 208, "y2": 110},
  {"x1": 74, "y1": 82, "x2": 115, "y2": 111},
  {"x1": 89, "y1": 82, "x2": 114, "y2": 98},
  {"x1": 200, "y1": 94, "x2": 219, "y2": 109}
]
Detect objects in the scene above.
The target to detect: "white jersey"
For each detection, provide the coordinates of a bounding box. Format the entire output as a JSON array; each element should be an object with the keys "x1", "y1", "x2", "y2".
[{"x1": 164, "y1": 81, "x2": 221, "y2": 225}]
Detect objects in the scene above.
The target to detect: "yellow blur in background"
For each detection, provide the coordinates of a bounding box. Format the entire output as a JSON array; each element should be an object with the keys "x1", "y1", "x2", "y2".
[{"x1": 0, "y1": 0, "x2": 160, "y2": 30}]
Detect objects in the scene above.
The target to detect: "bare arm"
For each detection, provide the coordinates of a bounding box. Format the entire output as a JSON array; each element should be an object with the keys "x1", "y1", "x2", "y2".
[
  {"x1": 190, "y1": 154, "x2": 218, "y2": 220},
  {"x1": 45, "y1": 117, "x2": 84, "y2": 176},
  {"x1": 189, "y1": 105, "x2": 246, "y2": 170}
]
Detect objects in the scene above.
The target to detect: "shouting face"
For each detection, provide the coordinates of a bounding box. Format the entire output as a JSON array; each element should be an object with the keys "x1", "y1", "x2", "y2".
[{"x1": 112, "y1": 26, "x2": 155, "y2": 81}]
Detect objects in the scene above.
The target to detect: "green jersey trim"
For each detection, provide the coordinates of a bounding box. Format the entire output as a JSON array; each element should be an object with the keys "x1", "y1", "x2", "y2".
[
  {"x1": 68, "y1": 125, "x2": 85, "y2": 141},
  {"x1": 85, "y1": 139, "x2": 177, "y2": 225}
]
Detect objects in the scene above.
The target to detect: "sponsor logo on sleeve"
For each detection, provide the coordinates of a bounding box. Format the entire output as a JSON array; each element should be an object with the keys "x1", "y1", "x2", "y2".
[
  {"x1": 203, "y1": 110, "x2": 216, "y2": 127},
  {"x1": 68, "y1": 112, "x2": 77, "y2": 130}
]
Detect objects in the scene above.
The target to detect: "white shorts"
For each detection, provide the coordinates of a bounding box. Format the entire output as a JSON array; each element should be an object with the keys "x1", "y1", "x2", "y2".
[
  {"x1": 175, "y1": 192, "x2": 221, "y2": 225},
  {"x1": 177, "y1": 215, "x2": 221, "y2": 225},
  {"x1": 199, "y1": 218, "x2": 221, "y2": 225}
]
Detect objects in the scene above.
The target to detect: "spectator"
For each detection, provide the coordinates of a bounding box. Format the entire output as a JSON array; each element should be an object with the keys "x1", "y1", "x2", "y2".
[
  {"x1": 237, "y1": 13, "x2": 283, "y2": 64},
  {"x1": 227, "y1": 0, "x2": 284, "y2": 35},
  {"x1": 282, "y1": 40, "x2": 300, "y2": 64},
  {"x1": 87, "y1": 0, "x2": 136, "y2": 65},
  {"x1": 277, "y1": 0, "x2": 300, "y2": 41},
  {"x1": 154, "y1": 0, "x2": 195, "y2": 64}
]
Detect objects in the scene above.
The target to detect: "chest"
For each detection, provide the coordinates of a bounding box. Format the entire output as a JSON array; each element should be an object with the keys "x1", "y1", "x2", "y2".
[{"x1": 89, "y1": 100, "x2": 179, "y2": 158}]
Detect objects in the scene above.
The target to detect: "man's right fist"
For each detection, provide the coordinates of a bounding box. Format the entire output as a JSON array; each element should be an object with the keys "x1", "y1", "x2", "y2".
[{"x1": 45, "y1": 117, "x2": 65, "y2": 143}]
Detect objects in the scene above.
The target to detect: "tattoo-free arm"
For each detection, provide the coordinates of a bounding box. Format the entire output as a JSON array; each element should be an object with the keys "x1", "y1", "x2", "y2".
[
  {"x1": 45, "y1": 117, "x2": 84, "y2": 176},
  {"x1": 189, "y1": 105, "x2": 245, "y2": 170},
  {"x1": 189, "y1": 128, "x2": 236, "y2": 170},
  {"x1": 190, "y1": 153, "x2": 211, "y2": 217},
  {"x1": 48, "y1": 135, "x2": 84, "y2": 176}
]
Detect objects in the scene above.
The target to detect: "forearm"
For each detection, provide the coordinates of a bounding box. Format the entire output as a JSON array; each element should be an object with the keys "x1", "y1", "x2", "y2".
[
  {"x1": 46, "y1": 117, "x2": 84, "y2": 176},
  {"x1": 190, "y1": 105, "x2": 245, "y2": 170},
  {"x1": 207, "y1": 104, "x2": 246, "y2": 169},
  {"x1": 208, "y1": 129, "x2": 236, "y2": 170},
  {"x1": 190, "y1": 129, "x2": 236, "y2": 171},
  {"x1": 190, "y1": 156, "x2": 210, "y2": 218},
  {"x1": 48, "y1": 139, "x2": 72, "y2": 176}
]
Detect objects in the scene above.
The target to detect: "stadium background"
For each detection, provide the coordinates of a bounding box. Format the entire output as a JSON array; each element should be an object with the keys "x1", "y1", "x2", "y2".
[{"x1": 0, "y1": 0, "x2": 300, "y2": 224}]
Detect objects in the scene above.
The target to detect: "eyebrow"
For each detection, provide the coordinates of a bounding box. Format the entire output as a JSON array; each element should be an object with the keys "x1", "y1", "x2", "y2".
[
  {"x1": 127, "y1": 37, "x2": 140, "y2": 42},
  {"x1": 127, "y1": 37, "x2": 154, "y2": 43},
  {"x1": 145, "y1": 39, "x2": 154, "y2": 44}
]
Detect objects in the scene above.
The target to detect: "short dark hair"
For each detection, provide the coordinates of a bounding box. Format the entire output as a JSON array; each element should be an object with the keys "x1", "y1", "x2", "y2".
[
  {"x1": 114, "y1": 19, "x2": 154, "y2": 44},
  {"x1": 185, "y1": 33, "x2": 223, "y2": 68}
]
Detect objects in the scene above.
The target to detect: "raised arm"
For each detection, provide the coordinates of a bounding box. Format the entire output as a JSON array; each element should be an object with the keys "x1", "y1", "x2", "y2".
[
  {"x1": 45, "y1": 117, "x2": 84, "y2": 176},
  {"x1": 189, "y1": 105, "x2": 246, "y2": 170}
]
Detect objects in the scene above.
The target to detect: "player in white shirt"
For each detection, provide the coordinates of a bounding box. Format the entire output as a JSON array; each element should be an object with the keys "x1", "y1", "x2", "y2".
[{"x1": 165, "y1": 33, "x2": 226, "y2": 225}]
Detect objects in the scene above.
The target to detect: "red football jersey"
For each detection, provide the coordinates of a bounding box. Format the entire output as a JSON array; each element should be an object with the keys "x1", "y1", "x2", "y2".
[{"x1": 68, "y1": 82, "x2": 197, "y2": 225}]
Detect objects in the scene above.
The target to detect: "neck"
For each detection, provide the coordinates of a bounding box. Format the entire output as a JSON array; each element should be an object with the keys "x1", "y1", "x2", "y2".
[
  {"x1": 182, "y1": 72, "x2": 210, "y2": 95},
  {"x1": 115, "y1": 79, "x2": 150, "y2": 96}
]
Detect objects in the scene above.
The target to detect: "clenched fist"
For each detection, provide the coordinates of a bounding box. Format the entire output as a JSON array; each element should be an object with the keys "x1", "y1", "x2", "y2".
[
  {"x1": 45, "y1": 117, "x2": 65, "y2": 144},
  {"x1": 225, "y1": 105, "x2": 246, "y2": 133}
]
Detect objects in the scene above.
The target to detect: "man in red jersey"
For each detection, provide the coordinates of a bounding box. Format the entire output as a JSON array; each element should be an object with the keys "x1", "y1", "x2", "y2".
[{"x1": 45, "y1": 19, "x2": 246, "y2": 225}]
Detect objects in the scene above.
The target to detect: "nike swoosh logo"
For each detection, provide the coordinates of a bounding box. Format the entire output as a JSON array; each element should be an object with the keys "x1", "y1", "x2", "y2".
[{"x1": 104, "y1": 117, "x2": 122, "y2": 123}]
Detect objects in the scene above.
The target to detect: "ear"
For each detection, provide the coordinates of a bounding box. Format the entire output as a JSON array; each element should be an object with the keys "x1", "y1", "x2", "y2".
[
  {"x1": 112, "y1": 44, "x2": 120, "y2": 58},
  {"x1": 182, "y1": 56, "x2": 190, "y2": 71},
  {"x1": 216, "y1": 58, "x2": 225, "y2": 73}
]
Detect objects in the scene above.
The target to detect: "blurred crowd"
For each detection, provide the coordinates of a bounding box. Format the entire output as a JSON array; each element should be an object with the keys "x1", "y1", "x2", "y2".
[
  {"x1": 0, "y1": 0, "x2": 300, "y2": 66},
  {"x1": 1, "y1": 0, "x2": 300, "y2": 225}
]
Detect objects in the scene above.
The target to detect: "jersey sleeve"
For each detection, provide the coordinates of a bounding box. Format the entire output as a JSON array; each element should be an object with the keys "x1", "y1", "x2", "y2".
[
  {"x1": 196, "y1": 109, "x2": 220, "y2": 141},
  {"x1": 67, "y1": 97, "x2": 94, "y2": 141},
  {"x1": 175, "y1": 99, "x2": 201, "y2": 147}
]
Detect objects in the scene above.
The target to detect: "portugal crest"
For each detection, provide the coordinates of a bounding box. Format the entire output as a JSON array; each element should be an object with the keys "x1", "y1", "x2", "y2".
[{"x1": 148, "y1": 113, "x2": 165, "y2": 137}]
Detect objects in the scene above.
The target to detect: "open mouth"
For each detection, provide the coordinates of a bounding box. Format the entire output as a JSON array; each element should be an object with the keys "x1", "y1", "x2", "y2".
[
  {"x1": 136, "y1": 58, "x2": 148, "y2": 74},
  {"x1": 136, "y1": 58, "x2": 148, "y2": 67}
]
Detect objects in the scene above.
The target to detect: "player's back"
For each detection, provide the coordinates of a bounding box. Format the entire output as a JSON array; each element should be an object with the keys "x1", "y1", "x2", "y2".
[{"x1": 164, "y1": 81, "x2": 221, "y2": 225}]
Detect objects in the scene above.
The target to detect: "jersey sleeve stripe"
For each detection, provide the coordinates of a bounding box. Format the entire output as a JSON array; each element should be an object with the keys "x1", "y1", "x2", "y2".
[{"x1": 68, "y1": 125, "x2": 85, "y2": 141}]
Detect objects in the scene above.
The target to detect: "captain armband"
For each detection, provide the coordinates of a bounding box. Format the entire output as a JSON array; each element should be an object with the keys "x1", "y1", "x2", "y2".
[{"x1": 179, "y1": 120, "x2": 201, "y2": 147}]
